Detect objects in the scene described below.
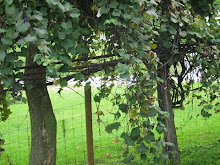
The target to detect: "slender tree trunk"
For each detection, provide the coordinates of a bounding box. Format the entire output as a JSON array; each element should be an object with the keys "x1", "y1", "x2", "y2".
[
  {"x1": 157, "y1": 62, "x2": 180, "y2": 164},
  {"x1": 25, "y1": 48, "x2": 57, "y2": 165}
]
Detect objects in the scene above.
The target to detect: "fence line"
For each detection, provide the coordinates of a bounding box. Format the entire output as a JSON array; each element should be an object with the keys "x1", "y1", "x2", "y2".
[{"x1": 0, "y1": 88, "x2": 219, "y2": 164}]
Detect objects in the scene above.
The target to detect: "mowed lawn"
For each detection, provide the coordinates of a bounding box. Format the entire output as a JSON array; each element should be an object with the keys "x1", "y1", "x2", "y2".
[{"x1": 0, "y1": 86, "x2": 219, "y2": 165}]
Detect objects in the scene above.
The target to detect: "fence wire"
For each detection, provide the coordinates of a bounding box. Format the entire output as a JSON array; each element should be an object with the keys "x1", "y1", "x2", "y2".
[{"x1": 0, "y1": 87, "x2": 219, "y2": 165}]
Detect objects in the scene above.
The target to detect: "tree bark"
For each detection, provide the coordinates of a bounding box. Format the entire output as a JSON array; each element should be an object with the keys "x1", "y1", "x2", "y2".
[
  {"x1": 25, "y1": 48, "x2": 57, "y2": 165},
  {"x1": 157, "y1": 62, "x2": 180, "y2": 164}
]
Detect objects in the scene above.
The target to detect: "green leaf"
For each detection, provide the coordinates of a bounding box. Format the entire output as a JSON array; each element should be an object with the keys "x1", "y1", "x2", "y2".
[
  {"x1": 123, "y1": 154, "x2": 134, "y2": 163},
  {"x1": 179, "y1": 31, "x2": 187, "y2": 37},
  {"x1": 61, "y1": 21, "x2": 72, "y2": 30},
  {"x1": 182, "y1": 16, "x2": 189, "y2": 23},
  {"x1": 131, "y1": 162, "x2": 139, "y2": 165},
  {"x1": 57, "y1": 2, "x2": 65, "y2": 12},
  {"x1": 109, "y1": 0, "x2": 119, "y2": 8},
  {"x1": 24, "y1": 34, "x2": 37, "y2": 43},
  {"x1": 119, "y1": 104, "x2": 128, "y2": 113},
  {"x1": 46, "y1": 0, "x2": 60, "y2": 6},
  {"x1": 171, "y1": 15, "x2": 178, "y2": 23},
  {"x1": 163, "y1": 142, "x2": 173, "y2": 147},
  {"x1": 58, "y1": 31, "x2": 66, "y2": 40},
  {"x1": 84, "y1": 82, "x2": 91, "y2": 90},
  {"x1": 140, "y1": 153, "x2": 147, "y2": 161},
  {"x1": 148, "y1": 106, "x2": 159, "y2": 117},
  {"x1": 195, "y1": 32, "x2": 203, "y2": 38},
  {"x1": 131, "y1": 57, "x2": 142, "y2": 63},
  {"x1": 100, "y1": 6, "x2": 110, "y2": 14},
  {"x1": 121, "y1": 132, "x2": 129, "y2": 139},
  {"x1": 162, "y1": 41, "x2": 172, "y2": 48},
  {"x1": 201, "y1": 109, "x2": 212, "y2": 118},
  {"x1": 16, "y1": 38, "x2": 25, "y2": 45},
  {"x1": 104, "y1": 18, "x2": 120, "y2": 25},
  {"x1": 112, "y1": 9, "x2": 121, "y2": 17},
  {"x1": 70, "y1": 8, "x2": 80, "y2": 18},
  {"x1": 60, "y1": 80, "x2": 68, "y2": 87},
  {"x1": 1, "y1": 66, "x2": 11, "y2": 74},
  {"x1": 191, "y1": 38, "x2": 196, "y2": 43},
  {"x1": 60, "y1": 39, "x2": 74, "y2": 48},
  {"x1": 1, "y1": 38, "x2": 12, "y2": 45},
  {"x1": 6, "y1": 53, "x2": 15, "y2": 62},
  {"x1": 204, "y1": 104, "x2": 213, "y2": 109},
  {"x1": 6, "y1": 0, "x2": 13, "y2": 5},
  {"x1": 117, "y1": 63, "x2": 130, "y2": 80},
  {"x1": 94, "y1": 95, "x2": 101, "y2": 102},
  {"x1": 136, "y1": 143, "x2": 148, "y2": 153},
  {"x1": 33, "y1": 54, "x2": 41, "y2": 62},
  {"x1": 146, "y1": 9, "x2": 158, "y2": 17},
  {"x1": 117, "y1": 49, "x2": 130, "y2": 60},
  {"x1": 6, "y1": 28, "x2": 19, "y2": 39},
  {"x1": 62, "y1": 56, "x2": 72, "y2": 66},
  {"x1": 34, "y1": 28, "x2": 47, "y2": 38},
  {"x1": 14, "y1": 60, "x2": 23, "y2": 67},
  {"x1": 132, "y1": 17, "x2": 142, "y2": 25},
  {"x1": 156, "y1": 124, "x2": 165, "y2": 134},
  {"x1": 168, "y1": 26, "x2": 177, "y2": 35},
  {"x1": 161, "y1": 153, "x2": 169, "y2": 160},
  {"x1": 129, "y1": 97, "x2": 136, "y2": 104},
  {"x1": 27, "y1": 84, "x2": 33, "y2": 90},
  {"x1": 2, "y1": 77, "x2": 13, "y2": 87},
  {"x1": 150, "y1": 147, "x2": 156, "y2": 154},
  {"x1": 21, "y1": 97, "x2": 27, "y2": 104},
  {"x1": 17, "y1": 22, "x2": 30, "y2": 33},
  {"x1": 122, "y1": 13, "x2": 132, "y2": 20},
  {"x1": 31, "y1": 11, "x2": 44, "y2": 21},
  {"x1": 149, "y1": 0, "x2": 158, "y2": 5},
  {"x1": 160, "y1": 24, "x2": 167, "y2": 32},
  {"x1": 0, "y1": 28, "x2": 6, "y2": 33},
  {"x1": 38, "y1": 44, "x2": 51, "y2": 55},
  {"x1": 0, "y1": 50, "x2": 6, "y2": 61},
  {"x1": 105, "y1": 122, "x2": 121, "y2": 133},
  {"x1": 75, "y1": 72, "x2": 83, "y2": 81},
  {"x1": 6, "y1": 4, "x2": 16, "y2": 15},
  {"x1": 131, "y1": 127, "x2": 140, "y2": 139},
  {"x1": 144, "y1": 132, "x2": 155, "y2": 143},
  {"x1": 47, "y1": 65, "x2": 55, "y2": 74},
  {"x1": 149, "y1": 42, "x2": 157, "y2": 49},
  {"x1": 97, "y1": 0, "x2": 108, "y2": 7}
]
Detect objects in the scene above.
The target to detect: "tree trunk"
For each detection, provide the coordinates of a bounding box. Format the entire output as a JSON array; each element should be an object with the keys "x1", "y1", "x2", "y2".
[
  {"x1": 157, "y1": 62, "x2": 180, "y2": 164},
  {"x1": 25, "y1": 48, "x2": 57, "y2": 165}
]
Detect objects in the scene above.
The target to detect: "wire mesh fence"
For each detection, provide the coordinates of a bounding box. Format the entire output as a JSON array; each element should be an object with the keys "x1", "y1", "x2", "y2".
[
  {"x1": 0, "y1": 87, "x2": 219, "y2": 165},
  {"x1": 0, "y1": 88, "x2": 127, "y2": 165}
]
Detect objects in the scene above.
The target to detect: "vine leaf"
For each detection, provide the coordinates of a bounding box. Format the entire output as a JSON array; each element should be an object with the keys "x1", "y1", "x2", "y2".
[
  {"x1": 0, "y1": 50, "x2": 6, "y2": 61},
  {"x1": 136, "y1": 143, "x2": 148, "y2": 153},
  {"x1": 105, "y1": 122, "x2": 121, "y2": 133}
]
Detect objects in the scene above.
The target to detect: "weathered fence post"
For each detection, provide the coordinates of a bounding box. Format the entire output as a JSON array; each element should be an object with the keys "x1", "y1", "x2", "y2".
[{"x1": 84, "y1": 86, "x2": 94, "y2": 165}]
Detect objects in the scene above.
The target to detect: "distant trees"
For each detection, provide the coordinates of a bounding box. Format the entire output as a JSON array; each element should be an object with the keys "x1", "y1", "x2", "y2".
[{"x1": 0, "y1": 0, "x2": 219, "y2": 164}]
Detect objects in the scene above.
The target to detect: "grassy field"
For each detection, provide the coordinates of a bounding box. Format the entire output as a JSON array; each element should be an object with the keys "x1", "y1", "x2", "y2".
[{"x1": 0, "y1": 86, "x2": 219, "y2": 165}]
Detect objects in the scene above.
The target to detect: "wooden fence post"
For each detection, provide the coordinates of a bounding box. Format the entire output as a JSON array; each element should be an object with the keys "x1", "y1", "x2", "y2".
[{"x1": 84, "y1": 86, "x2": 94, "y2": 165}]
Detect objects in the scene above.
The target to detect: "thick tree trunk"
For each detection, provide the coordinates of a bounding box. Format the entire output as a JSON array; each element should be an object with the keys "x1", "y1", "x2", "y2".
[
  {"x1": 25, "y1": 49, "x2": 57, "y2": 165},
  {"x1": 157, "y1": 63, "x2": 180, "y2": 164}
]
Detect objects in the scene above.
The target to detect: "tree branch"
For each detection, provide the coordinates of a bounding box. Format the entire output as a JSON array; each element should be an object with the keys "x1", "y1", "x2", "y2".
[{"x1": 14, "y1": 53, "x2": 119, "y2": 70}]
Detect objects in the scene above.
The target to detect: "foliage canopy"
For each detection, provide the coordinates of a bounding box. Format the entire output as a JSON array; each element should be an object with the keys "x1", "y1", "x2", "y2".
[{"x1": 0, "y1": 0, "x2": 219, "y2": 163}]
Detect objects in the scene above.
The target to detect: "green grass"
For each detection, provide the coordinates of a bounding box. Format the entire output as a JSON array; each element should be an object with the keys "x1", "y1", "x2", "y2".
[{"x1": 0, "y1": 86, "x2": 219, "y2": 165}]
